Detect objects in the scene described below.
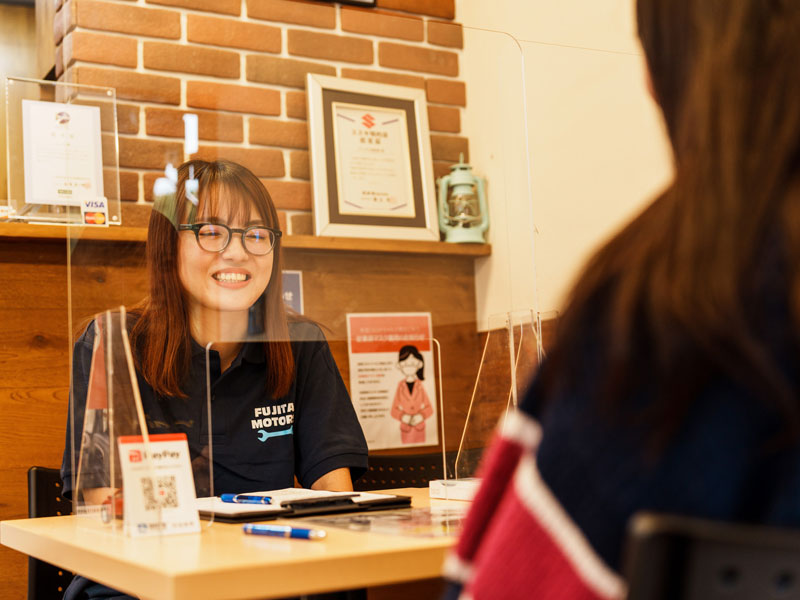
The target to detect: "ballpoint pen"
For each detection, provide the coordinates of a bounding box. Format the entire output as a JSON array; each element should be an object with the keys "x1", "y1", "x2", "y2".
[
  {"x1": 243, "y1": 523, "x2": 327, "y2": 540},
  {"x1": 220, "y1": 494, "x2": 272, "y2": 505}
]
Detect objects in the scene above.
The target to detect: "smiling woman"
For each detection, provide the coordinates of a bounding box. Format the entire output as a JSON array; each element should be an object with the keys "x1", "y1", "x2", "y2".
[{"x1": 60, "y1": 160, "x2": 369, "y2": 600}]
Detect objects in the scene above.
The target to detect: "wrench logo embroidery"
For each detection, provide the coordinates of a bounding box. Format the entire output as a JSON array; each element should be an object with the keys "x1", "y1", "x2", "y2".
[{"x1": 257, "y1": 426, "x2": 293, "y2": 442}]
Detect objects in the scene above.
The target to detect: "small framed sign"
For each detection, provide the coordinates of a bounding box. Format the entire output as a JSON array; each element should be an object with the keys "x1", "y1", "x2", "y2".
[{"x1": 306, "y1": 74, "x2": 438, "y2": 241}]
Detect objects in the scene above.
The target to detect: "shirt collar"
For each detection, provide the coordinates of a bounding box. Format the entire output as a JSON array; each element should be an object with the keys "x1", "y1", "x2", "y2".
[{"x1": 190, "y1": 338, "x2": 267, "y2": 365}]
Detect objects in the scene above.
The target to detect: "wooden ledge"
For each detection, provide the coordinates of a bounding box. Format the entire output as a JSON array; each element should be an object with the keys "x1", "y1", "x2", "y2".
[{"x1": 0, "y1": 222, "x2": 491, "y2": 257}]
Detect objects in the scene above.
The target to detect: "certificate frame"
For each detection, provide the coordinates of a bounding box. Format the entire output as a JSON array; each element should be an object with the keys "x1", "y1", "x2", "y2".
[
  {"x1": 5, "y1": 76, "x2": 121, "y2": 226},
  {"x1": 306, "y1": 74, "x2": 438, "y2": 241}
]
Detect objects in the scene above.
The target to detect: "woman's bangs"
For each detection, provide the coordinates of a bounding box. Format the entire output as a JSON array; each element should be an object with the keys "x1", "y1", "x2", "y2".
[{"x1": 194, "y1": 182, "x2": 267, "y2": 226}]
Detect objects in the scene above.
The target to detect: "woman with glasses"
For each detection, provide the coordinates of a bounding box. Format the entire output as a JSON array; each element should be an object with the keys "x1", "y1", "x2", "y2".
[{"x1": 61, "y1": 160, "x2": 368, "y2": 534}]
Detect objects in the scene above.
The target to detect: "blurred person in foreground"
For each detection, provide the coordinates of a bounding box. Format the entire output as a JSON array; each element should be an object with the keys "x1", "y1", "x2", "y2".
[{"x1": 444, "y1": 1, "x2": 800, "y2": 598}]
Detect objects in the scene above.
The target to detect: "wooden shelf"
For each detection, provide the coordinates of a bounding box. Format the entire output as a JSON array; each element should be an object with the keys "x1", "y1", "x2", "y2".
[{"x1": 0, "y1": 222, "x2": 491, "y2": 257}]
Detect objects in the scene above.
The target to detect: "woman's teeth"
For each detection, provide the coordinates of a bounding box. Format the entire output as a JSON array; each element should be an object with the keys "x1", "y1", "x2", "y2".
[{"x1": 214, "y1": 272, "x2": 248, "y2": 282}]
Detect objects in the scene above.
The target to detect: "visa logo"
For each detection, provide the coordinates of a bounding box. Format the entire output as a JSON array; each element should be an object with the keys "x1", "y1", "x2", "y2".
[{"x1": 85, "y1": 200, "x2": 105, "y2": 208}]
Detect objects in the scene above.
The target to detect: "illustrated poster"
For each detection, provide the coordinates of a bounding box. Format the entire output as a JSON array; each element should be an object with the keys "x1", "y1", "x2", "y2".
[{"x1": 346, "y1": 313, "x2": 438, "y2": 450}]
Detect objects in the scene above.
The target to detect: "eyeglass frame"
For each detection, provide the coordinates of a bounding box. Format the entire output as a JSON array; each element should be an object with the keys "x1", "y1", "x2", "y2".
[{"x1": 178, "y1": 222, "x2": 283, "y2": 255}]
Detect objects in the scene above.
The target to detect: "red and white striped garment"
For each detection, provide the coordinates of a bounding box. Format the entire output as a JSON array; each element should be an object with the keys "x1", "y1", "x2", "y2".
[{"x1": 444, "y1": 411, "x2": 627, "y2": 600}]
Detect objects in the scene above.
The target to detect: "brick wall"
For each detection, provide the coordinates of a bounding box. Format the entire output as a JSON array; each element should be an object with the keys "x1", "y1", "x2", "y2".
[{"x1": 52, "y1": 0, "x2": 468, "y2": 234}]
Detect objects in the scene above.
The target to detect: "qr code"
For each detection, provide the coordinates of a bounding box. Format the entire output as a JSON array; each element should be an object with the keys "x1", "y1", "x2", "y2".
[{"x1": 141, "y1": 476, "x2": 178, "y2": 510}]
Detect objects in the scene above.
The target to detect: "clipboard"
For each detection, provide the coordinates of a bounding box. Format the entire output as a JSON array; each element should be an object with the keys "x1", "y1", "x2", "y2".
[{"x1": 195, "y1": 488, "x2": 412, "y2": 523}]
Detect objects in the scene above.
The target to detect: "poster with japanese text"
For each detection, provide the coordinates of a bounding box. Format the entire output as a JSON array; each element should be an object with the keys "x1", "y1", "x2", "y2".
[{"x1": 346, "y1": 313, "x2": 438, "y2": 450}]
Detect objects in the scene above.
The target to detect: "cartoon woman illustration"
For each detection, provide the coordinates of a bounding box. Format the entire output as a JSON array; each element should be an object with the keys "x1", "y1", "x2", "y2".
[{"x1": 391, "y1": 345, "x2": 434, "y2": 444}]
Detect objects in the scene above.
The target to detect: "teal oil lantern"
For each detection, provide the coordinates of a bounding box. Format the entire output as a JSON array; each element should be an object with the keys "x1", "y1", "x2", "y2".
[{"x1": 437, "y1": 153, "x2": 489, "y2": 243}]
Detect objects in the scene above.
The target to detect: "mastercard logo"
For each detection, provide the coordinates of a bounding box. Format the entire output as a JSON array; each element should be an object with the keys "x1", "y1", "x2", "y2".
[{"x1": 84, "y1": 212, "x2": 106, "y2": 225}]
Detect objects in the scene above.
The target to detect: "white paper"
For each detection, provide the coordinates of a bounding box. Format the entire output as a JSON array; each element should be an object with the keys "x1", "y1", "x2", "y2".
[
  {"x1": 118, "y1": 434, "x2": 201, "y2": 537},
  {"x1": 332, "y1": 102, "x2": 415, "y2": 218},
  {"x1": 21, "y1": 99, "x2": 105, "y2": 207},
  {"x1": 195, "y1": 488, "x2": 388, "y2": 516},
  {"x1": 347, "y1": 313, "x2": 438, "y2": 450}
]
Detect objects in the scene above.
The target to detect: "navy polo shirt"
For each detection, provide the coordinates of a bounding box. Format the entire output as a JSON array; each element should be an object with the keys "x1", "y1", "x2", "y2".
[{"x1": 62, "y1": 320, "x2": 368, "y2": 498}]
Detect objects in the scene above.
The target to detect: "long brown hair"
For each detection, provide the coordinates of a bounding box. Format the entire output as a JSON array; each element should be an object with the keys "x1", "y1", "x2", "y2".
[
  {"x1": 130, "y1": 160, "x2": 294, "y2": 399},
  {"x1": 538, "y1": 1, "x2": 800, "y2": 440}
]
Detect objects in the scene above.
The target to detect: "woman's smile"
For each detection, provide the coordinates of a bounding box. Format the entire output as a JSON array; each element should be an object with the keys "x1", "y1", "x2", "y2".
[{"x1": 212, "y1": 268, "x2": 253, "y2": 287}]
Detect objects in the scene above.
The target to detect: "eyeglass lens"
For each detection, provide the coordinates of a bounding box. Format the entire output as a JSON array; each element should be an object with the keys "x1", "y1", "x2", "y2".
[{"x1": 196, "y1": 224, "x2": 276, "y2": 255}]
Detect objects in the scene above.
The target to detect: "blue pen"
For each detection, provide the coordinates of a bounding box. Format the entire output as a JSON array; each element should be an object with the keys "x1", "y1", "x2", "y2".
[
  {"x1": 243, "y1": 523, "x2": 327, "y2": 540},
  {"x1": 220, "y1": 494, "x2": 272, "y2": 505}
]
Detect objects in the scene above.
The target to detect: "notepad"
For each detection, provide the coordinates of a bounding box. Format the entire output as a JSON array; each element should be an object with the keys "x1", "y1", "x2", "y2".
[{"x1": 195, "y1": 488, "x2": 411, "y2": 522}]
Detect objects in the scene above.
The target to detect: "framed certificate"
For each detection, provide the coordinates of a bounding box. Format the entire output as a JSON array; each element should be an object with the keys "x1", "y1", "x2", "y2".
[
  {"x1": 306, "y1": 74, "x2": 438, "y2": 241},
  {"x1": 21, "y1": 99, "x2": 104, "y2": 208}
]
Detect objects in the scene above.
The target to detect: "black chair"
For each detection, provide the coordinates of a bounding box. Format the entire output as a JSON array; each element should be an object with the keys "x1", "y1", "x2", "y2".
[
  {"x1": 27, "y1": 466, "x2": 73, "y2": 600},
  {"x1": 623, "y1": 512, "x2": 800, "y2": 600},
  {"x1": 355, "y1": 448, "x2": 486, "y2": 491},
  {"x1": 355, "y1": 453, "x2": 444, "y2": 491}
]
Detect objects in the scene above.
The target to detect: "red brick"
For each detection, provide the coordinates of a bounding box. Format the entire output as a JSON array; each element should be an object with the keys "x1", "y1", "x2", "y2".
[
  {"x1": 186, "y1": 81, "x2": 280, "y2": 116},
  {"x1": 286, "y1": 91, "x2": 307, "y2": 119},
  {"x1": 119, "y1": 137, "x2": 183, "y2": 169},
  {"x1": 427, "y1": 20, "x2": 462, "y2": 48},
  {"x1": 144, "y1": 42, "x2": 239, "y2": 79},
  {"x1": 277, "y1": 210, "x2": 288, "y2": 234},
  {"x1": 247, "y1": 55, "x2": 335, "y2": 89},
  {"x1": 54, "y1": 1, "x2": 75, "y2": 45},
  {"x1": 376, "y1": 0, "x2": 454, "y2": 19},
  {"x1": 247, "y1": 0, "x2": 334, "y2": 29},
  {"x1": 73, "y1": 99, "x2": 139, "y2": 134},
  {"x1": 290, "y1": 150, "x2": 309, "y2": 179},
  {"x1": 63, "y1": 31, "x2": 138, "y2": 69},
  {"x1": 433, "y1": 160, "x2": 451, "y2": 180},
  {"x1": 289, "y1": 212, "x2": 312, "y2": 235},
  {"x1": 191, "y1": 146, "x2": 284, "y2": 178},
  {"x1": 340, "y1": 68, "x2": 425, "y2": 89},
  {"x1": 118, "y1": 170, "x2": 139, "y2": 202},
  {"x1": 426, "y1": 78, "x2": 465, "y2": 106},
  {"x1": 69, "y1": 66, "x2": 181, "y2": 104},
  {"x1": 288, "y1": 30, "x2": 372, "y2": 65},
  {"x1": 260, "y1": 179, "x2": 311, "y2": 211},
  {"x1": 341, "y1": 7, "x2": 423, "y2": 41},
  {"x1": 250, "y1": 118, "x2": 307, "y2": 149},
  {"x1": 146, "y1": 107, "x2": 244, "y2": 142},
  {"x1": 104, "y1": 167, "x2": 120, "y2": 201},
  {"x1": 146, "y1": 0, "x2": 240, "y2": 16},
  {"x1": 102, "y1": 132, "x2": 117, "y2": 166},
  {"x1": 187, "y1": 14, "x2": 280, "y2": 53},
  {"x1": 74, "y1": 0, "x2": 180, "y2": 39},
  {"x1": 379, "y1": 42, "x2": 458, "y2": 76},
  {"x1": 145, "y1": 171, "x2": 177, "y2": 203},
  {"x1": 55, "y1": 44, "x2": 64, "y2": 79},
  {"x1": 144, "y1": 172, "x2": 163, "y2": 203},
  {"x1": 427, "y1": 105, "x2": 460, "y2": 133},
  {"x1": 430, "y1": 134, "x2": 468, "y2": 162},
  {"x1": 117, "y1": 103, "x2": 140, "y2": 134}
]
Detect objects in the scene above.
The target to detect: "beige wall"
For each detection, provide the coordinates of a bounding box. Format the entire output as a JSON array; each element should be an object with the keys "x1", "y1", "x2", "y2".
[
  {"x1": 457, "y1": 0, "x2": 674, "y2": 324},
  {"x1": 0, "y1": 4, "x2": 37, "y2": 202}
]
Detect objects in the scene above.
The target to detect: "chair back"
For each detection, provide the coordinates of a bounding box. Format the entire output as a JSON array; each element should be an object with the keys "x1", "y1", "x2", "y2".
[
  {"x1": 355, "y1": 453, "x2": 443, "y2": 490},
  {"x1": 355, "y1": 448, "x2": 486, "y2": 491},
  {"x1": 27, "y1": 466, "x2": 73, "y2": 600},
  {"x1": 624, "y1": 512, "x2": 800, "y2": 600}
]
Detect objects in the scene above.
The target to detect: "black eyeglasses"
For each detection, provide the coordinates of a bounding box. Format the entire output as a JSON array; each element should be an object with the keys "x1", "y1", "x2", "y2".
[{"x1": 178, "y1": 223, "x2": 282, "y2": 256}]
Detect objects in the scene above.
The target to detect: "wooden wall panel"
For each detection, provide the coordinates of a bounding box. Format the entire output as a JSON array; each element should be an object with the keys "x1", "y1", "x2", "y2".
[{"x1": 0, "y1": 237, "x2": 149, "y2": 600}]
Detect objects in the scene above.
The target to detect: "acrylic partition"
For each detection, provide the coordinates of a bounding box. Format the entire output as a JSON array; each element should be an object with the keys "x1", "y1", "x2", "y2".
[
  {"x1": 4, "y1": 77, "x2": 121, "y2": 225},
  {"x1": 12, "y1": 17, "x2": 555, "y2": 531}
]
